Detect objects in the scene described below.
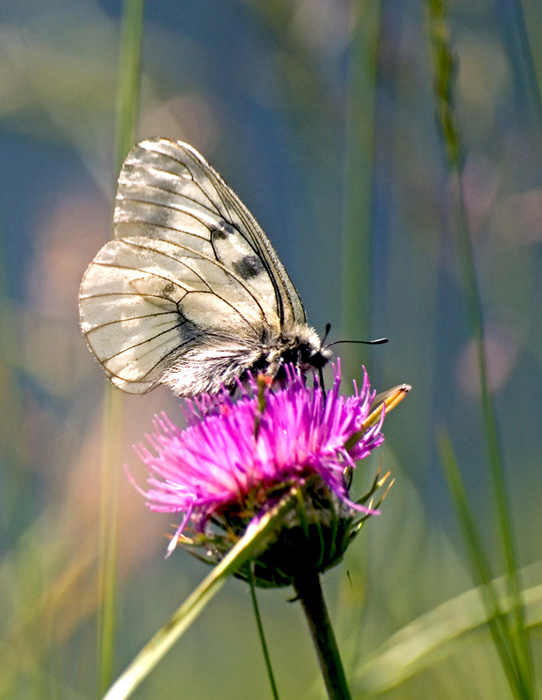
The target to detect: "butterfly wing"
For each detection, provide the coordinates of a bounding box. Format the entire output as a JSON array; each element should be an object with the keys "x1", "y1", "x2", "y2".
[
  {"x1": 114, "y1": 138, "x2": 306, "y2": 325},
  {"x1": 79, "y1": 138, "x2": 306, "y2": 395}
]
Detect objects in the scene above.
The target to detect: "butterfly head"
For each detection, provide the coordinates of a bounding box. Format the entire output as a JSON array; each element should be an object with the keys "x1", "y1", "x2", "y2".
[{"x1": 255, "y1": 323, "x2": 332, "y2": 384}]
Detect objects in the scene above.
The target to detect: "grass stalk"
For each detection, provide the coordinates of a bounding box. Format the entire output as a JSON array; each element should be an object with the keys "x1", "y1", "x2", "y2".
[
  {"x1": 437, "y1": 431, "x2": 525, "y2": 696},
  {"x1": 97, "y1": 1, "x2": 145, "y2": 696},
  {"x1": 426, "y1": 0, "x2": 535, "y2": 696},
  {"x1": 248, "y1": 567, "x2": 280, "y2": 700}
]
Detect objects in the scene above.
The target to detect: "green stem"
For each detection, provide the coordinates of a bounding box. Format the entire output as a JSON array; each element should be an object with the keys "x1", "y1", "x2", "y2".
[
  {"x1": 426, "y1": 0, "x2": 534, "y2": 696},
  {"x1": 98, "y1": 389, "x2": 123, "y2": 696},
  {"x1": 115, "y1": 0, "x2": 145, "y2": 171},
  {"x1": 97, "y1": 1, "x2": 145, "y2": 696},
  {"x1": 294, "y1": 571, "x2": 352, "y2": 700},
  {"x1": 450, "y1": 173, "x2": 534, "y2": 700},
  {"x1": 248, "y1": 567, "x2": 280, "y2": 700},
  {"x1": 437, "y1": 431, "x2": 524, "y2": 695}
]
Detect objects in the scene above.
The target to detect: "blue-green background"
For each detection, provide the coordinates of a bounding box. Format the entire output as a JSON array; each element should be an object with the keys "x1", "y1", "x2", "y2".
[{"x1": 0, "y1": 1, "x2": 540, "y2": 698}]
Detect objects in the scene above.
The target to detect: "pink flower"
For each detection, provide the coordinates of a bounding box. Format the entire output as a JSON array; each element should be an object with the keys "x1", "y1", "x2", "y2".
[{"x1": 135, "y1": 363, "x2": 386, "y2": 566}]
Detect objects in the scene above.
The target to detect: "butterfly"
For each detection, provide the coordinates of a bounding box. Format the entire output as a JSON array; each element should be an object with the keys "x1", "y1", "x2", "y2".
[{"x1": 79, "y1": 138, "x2": 331, "y2": 397}]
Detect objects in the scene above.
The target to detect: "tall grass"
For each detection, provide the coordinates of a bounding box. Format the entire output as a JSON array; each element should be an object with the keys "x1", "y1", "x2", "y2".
[
  {"x1": 98, "y1": 1, "x2": 145, "y2": 696},
  {"x1": 0, "y1": 2, "x2": 540, "y2": 699},
  {"x1": 425, "y1": 1, "x2": 534, "y2": 697}
]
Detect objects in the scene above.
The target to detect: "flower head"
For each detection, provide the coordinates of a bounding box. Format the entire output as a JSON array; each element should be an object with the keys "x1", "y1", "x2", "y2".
[{"x1": 135, "y1": 363, "x2": 391, "y2": 585}]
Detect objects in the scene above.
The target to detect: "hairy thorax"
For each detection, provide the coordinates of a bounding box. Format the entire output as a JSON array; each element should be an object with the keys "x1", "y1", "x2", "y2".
[{"x1": 251, "y1": 323, "x2": 332, "y2": 381}]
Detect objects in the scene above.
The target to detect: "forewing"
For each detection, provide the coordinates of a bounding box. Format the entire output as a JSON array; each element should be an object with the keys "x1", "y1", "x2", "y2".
[
  {"x1": 114, "y1": 138, "x2": 306, "y2": 326},
  {"x1": 79, "y1": 235, "x2": 271, "y2": 394}
]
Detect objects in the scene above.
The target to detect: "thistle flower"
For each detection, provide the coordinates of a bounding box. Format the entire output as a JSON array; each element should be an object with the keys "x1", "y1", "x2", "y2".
[{"x1": 135, "y1": 363, "x2": 393, "y2": 586}]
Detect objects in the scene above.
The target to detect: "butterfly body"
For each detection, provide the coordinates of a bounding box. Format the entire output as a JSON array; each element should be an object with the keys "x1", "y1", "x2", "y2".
[{"x1": 79, "y1": 138, "x2": 330, "y2": 396}]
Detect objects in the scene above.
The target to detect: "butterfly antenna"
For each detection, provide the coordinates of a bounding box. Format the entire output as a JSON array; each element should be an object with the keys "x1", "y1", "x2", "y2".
[
  {"x1": 327, "y1": 337, "x2": 388, "y2": 348},
  {"x1": 322, "y1": 323, "x2": 332, "y2": 345}
]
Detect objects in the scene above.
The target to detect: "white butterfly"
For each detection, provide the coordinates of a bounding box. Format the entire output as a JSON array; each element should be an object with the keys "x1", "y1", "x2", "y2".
[{"x1": 79, "y1": 138, "x2": 331, "y2": 396}]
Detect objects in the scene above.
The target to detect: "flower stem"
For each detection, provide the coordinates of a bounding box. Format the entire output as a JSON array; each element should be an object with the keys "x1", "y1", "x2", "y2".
[
  {"x1": 293, "y1": 571, "x2": 352, "y2": 700},
  {"x1": 248, "y1": 567, "x2": 280, "y2": 700}
]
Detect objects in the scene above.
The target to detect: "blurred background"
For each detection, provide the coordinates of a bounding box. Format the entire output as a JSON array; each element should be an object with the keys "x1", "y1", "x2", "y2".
[{"x1": 0, "y1": 0, "x2": 540, "y2": 698}]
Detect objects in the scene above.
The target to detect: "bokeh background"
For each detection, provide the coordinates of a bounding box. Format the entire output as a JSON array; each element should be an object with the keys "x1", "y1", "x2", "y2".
[{"x1": 1, "y1": 1, "x2": 540, "y2": 698}]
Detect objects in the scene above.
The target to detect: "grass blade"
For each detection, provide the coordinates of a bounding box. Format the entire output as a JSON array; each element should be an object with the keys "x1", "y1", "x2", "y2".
[
  {"x1": 97, "y1": 1, "x2": 145, "y2": 696},
  {"x1": 248, "y1": 567, "x2": 280, "y2": 700},
  {"x1": 103, "y1": 494, "x2": 296, "y2": 700},
  {"x1": 426, "y1": 1, "x2": 535, "y2": 695},
  {"x1": 437, "y1": 430, "x2": 524, "y2": 696},
  {"x1": 354, "y1": 560, "x2": 542, "y2": 695}
]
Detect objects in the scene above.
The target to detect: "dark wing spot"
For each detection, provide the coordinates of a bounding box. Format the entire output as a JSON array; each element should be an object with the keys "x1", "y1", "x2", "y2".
[
  {"x1": 233, "y1": 254, "x2": 265, "y2": 279},
  {"x1": 211, "y1": 222, "x2": 236, "y2": 240}
]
